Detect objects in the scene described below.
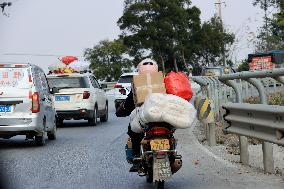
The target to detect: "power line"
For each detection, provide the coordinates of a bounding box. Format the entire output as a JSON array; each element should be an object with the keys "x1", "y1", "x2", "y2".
[{"x1": 0, "y1": 53, "x2": 84, "y2": 57}]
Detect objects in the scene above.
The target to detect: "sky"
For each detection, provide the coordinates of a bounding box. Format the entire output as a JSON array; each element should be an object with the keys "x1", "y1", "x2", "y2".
[{"x1": 0, "y1": 0, "x2": 264, "y2": 72}]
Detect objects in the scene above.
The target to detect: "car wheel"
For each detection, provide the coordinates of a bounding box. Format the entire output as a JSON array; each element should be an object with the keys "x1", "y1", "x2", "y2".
[
  {"x1": 115, "y1": 101, "x2": 120, "y2": 111},
  {"x1": 48, "y1": 120, "x2": 57, "y2": 140},
  {"x1": 56, "y1": 118, "x2": 64, "y2": 127},
  {"x1": 35, "y1": 134, "x2": 45, "y2": 146},
  {"x1": 100, "y1": 103, "x2": 108, "y2": 122},
  {"x1": 88, "y1": 107, "x2": 97, "y2": 126}
]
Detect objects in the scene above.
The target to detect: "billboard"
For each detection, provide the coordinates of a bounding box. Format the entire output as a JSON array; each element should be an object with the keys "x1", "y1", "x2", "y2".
[{"x1": 249, "y1": 56, "x2": 273, "y2": 71}]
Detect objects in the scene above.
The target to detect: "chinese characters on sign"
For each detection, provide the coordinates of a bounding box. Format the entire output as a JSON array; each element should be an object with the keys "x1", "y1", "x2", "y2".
[
  {"x1": 0, "y1": 69, "x2": 24, "y2": 87},
  {"x1": 249, "y1": 56, "x2": 273, "y2": 71}
]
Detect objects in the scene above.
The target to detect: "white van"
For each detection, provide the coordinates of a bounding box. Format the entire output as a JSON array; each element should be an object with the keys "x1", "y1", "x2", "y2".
[{"x1": 0, "y1": 63, "x2": 57, "y2": 146}]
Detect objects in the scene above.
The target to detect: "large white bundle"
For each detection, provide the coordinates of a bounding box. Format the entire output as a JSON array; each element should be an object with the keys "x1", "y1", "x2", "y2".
[
  {"x1": 68, "y1": 60, "x2": 90, "y2": 72},
  {"x1": 48, "y1": 62, "x2": 66, "y2": 71},
  {"x1": 130, "y1": 93, "x2": 196, "y2": 132}
]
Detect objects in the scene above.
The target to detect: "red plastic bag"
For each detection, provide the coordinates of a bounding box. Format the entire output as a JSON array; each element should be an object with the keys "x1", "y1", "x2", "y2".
[
  {"x1": 164, "y1": 71, "x2": 193, "y2": 101},
  {"x1": 61, "y1": 56, "x2": 78, "y2": 65}
]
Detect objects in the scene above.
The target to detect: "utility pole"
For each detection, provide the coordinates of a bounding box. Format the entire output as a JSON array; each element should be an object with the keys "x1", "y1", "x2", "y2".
[
  {"x1": 216, "y1": 0, "x2": 222, "y2": 20},
  {"x1": 215, "y1": 0, "x2": 227, "y2": 67}
]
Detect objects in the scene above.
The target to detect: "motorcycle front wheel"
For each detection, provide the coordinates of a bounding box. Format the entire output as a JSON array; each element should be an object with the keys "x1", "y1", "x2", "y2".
[{"x1": 154, "y1": 181, "x2": 164, "y2": 189}]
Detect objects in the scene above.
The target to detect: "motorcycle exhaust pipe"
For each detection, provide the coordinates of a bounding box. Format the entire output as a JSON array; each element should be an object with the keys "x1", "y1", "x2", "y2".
[{"x1": 171, "y1": 159, "x2": 182, "y2": 174}]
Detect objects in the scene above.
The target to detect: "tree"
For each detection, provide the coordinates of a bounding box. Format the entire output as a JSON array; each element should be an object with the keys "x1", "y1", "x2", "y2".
[
  {"x1": 118, "y1": 0, "x2": 235, "y2": 74},
  {"x1": 84, "y1": 39, "x2": 132, "y2": 82},
  {"x1": 194, "y1": 17, "x2": 235, "y2": 67},
  {"x1": 118, "y1": 0, "x2": 202, "y2": 73},
  {"x1": 237, "y1": 59, "x2": 249, "y2": 72},
  {"x1": 253, "y1": 0, "x2": 284, "y2": 51},
  {"x1": 0, "y1": 2, "x2": 12, "y2": 16}
]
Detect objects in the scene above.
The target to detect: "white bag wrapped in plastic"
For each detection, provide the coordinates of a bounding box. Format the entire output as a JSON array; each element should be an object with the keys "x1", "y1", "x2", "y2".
[
  {"x1": 130, "y1": 108, "x2": 142, "y2": 133},
  {"x1": 141, "y1": 93, "x2": 196, "y2": 129},
  {"x1": 130, "y1": 93, "x2": 197, "y2": 133},
  {"x1": 48, "y1": 62, "x2": 66, "y2": 71},
  {"x1": 68, "y1": 60, "x2": 90, "y2": 72}
]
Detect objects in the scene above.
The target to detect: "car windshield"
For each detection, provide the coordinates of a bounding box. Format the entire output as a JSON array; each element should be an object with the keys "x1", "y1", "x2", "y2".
[
  {"x1": 47, "y1": 77, "x2": 90, "y2": 89},
  {"x1": 118, "y1": 75, "x2": 133, "y2": 83},
  {"x1": 203, "y1": 68, "x2": 222, "y2": 76},
  {"x1": 0, "y1": 67, "x2": 30, "y2": 89}
]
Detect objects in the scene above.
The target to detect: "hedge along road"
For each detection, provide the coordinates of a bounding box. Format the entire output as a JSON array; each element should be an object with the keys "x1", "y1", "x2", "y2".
[{"x1": 0, "y1": 96, "x2": 283, "y2": 189}]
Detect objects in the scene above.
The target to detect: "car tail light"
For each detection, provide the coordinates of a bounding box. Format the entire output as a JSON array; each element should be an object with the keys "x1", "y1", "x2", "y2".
[
  {"x1": 119, "y1": 88, "x2": 126, "y2": 95},
  {"x1": 114, "y1": 84, "x2": 123, "y2": 88},
  {"x1": 28, "y1": 75, "x2": 32, "y2": 82},
  {"x1": 83, "y1": 91, "x2": 90, "y2": 99},
  {"x1": 31, "y1": 92, "x2": 40, "y2": 113},
  {"x1": 147, "y1": 127, "x2": 171, "y2": 136}
]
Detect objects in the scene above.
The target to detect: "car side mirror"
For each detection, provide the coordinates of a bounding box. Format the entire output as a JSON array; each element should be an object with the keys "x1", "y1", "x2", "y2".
[
  {"x1": 51, "y1": 87, "x2": 59, "y2": 94},
  {"x1": 101, "y1": 84, "x2": 107, "y2": 89}
]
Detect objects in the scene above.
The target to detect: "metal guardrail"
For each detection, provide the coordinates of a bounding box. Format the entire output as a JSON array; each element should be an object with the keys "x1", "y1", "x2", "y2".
[
  {"x1": 192, "y1": 68, "x2": 284, "y2": 174},
  {"x1": 223, "y1": 103, "x2": 284, "y2": 146}
]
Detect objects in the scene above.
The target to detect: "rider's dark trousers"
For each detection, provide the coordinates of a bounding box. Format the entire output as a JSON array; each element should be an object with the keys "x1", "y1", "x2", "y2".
[{"x1": 127, "y1": 125, "x2": 144, "y2": 156}]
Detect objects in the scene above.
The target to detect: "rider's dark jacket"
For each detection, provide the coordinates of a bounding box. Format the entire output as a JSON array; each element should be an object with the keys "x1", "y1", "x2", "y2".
[{"x1": 115, "y1": 91, "x2": 135, "y2": 117}]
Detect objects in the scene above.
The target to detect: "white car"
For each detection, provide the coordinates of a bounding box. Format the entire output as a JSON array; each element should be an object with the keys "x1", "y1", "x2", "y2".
[
  {"x1": 47, "y1": 72, "x2": 108, "y2": 126},
  {"x1": 114, "y1": 72, "x2": 138, "y2": 110},
  {"x1": 0, "y1": 63, "x2": 57, "y2": 146}
]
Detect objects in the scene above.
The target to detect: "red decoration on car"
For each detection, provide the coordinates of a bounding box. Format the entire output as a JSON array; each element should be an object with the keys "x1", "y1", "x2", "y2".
[{"x1": 61, "y1": 56, "x2": 78, "y2": 65}]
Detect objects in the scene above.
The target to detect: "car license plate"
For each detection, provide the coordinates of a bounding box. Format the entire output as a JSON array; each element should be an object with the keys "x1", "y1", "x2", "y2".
[
  {"x1": 0, "y1": 105, "x2": 12, "y2": 113},
  {"x1": 55, "y1": 96, "x2": 70, "y2": 101},
  {"x1": 150, "y1": 139, "x2": 170, "y2": 151}
]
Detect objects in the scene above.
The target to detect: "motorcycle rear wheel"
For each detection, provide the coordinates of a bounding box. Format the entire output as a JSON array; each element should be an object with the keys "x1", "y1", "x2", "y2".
[{"x1": 154, "y1": 181, "x2": 164, "y2": 189}]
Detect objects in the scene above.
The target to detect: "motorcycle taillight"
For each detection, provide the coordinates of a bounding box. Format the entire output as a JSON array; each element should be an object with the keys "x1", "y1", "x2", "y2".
[{"x1": 147, "y1": 127, "x2": 171, "y2": 136}]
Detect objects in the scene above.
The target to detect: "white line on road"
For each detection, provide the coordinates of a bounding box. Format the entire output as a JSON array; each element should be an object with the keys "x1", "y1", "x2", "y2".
[{"x1": 188, "y1": 121, "x2": 237, "y2": 169}]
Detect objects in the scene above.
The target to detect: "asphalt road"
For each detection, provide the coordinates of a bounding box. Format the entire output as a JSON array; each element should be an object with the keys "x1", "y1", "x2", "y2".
[{"x1": 0, "y1": 96, "x2": 283, "y2": 189}]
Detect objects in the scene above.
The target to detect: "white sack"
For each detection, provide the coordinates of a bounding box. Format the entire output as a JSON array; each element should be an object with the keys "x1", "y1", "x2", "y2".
[
  {"x1": 68, "y1": 60, "x2": 90, "y2": 72},
  {"x1": 129, "y1": 107, "x2": 146, "y2": 133},
  {"x1": 140, "y1": 93, "x2": 196, "y2": 129}
]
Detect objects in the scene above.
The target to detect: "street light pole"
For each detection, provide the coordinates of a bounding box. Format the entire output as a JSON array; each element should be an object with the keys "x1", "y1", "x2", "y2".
[{"x1": 215, "y1": 0, "x2": 227, "y2": 67}]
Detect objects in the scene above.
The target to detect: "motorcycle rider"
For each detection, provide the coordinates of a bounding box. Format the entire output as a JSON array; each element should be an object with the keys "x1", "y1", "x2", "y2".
[{"x1": 116, "y1": 58, "x2": 159, "y2": 172}]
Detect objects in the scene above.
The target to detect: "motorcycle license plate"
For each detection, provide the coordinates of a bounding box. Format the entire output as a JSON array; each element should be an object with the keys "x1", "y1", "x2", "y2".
[
  {"x1": 150, "y1": 139, "x2": 170, "y2": 151},
  {"x1": 153, "y1": 157, "x2": 172, "y2": 181}
]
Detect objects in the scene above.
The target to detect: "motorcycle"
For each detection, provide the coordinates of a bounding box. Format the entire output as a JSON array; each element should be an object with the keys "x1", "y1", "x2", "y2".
[{"x1": 126, "y1": 122, "x2": 183, "y2": 189}]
